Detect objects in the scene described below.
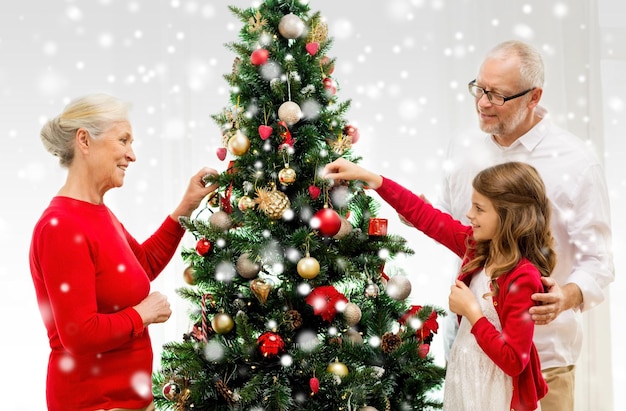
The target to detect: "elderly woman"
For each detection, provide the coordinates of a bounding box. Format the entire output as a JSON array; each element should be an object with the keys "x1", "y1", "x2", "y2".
[{"x1": 29, "y1": 94, "x2": 218, "y2": 411}]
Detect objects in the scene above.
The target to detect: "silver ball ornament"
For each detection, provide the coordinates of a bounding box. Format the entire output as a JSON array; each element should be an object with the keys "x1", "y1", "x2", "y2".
[
  {"x1": 385, "y1": 275, "x2": 412, "y2": 300},
  {"x1": 236, "y1": 253, "x2": 261, "y2": 279},
  {"x1": 209, "y1": 210, "x2": 233, "y2": 231},
  {"x1": 278, "y1": 13, "x2": 305, "y2": 39}
]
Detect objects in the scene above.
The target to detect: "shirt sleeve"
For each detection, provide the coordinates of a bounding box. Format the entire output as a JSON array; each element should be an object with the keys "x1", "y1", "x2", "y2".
[{"x1": 566, "y1": 163, "x2": 614, "y2": 311}]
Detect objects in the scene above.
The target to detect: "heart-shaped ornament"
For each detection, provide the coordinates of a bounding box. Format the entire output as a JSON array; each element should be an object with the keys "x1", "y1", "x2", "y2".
[
  {"x1": 216, "y1": 147, "x2": 227, "y2": 161},
  {"x1": 250, "y1": 278, "x2": 272, "y2": 304},
  {"x1": 306, "y1": 42, "x2": 319, "y2": 56},
  {"x1": 308, "y1": 185, "x2": 321, "y2": 200},
  {"x1": 258, "y1": 125, "x2": 273, "y2": 140}
]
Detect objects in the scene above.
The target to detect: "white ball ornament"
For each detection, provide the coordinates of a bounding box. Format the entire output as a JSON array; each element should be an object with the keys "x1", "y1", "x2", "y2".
[
  {"x1": 278, "y1": 13, "x2": 305, "y2": 39},
  {"x1": 385, "y1": 275, "x2": 412, "y2": 300},
  {"x1": 278, "y1": 101, "x2": 302, "y2": 126}
]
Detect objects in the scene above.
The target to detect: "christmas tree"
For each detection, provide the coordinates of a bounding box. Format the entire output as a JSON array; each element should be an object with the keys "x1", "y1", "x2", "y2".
[{"x1": 154, "y1": 1, "x2": 445, "y2": 410}]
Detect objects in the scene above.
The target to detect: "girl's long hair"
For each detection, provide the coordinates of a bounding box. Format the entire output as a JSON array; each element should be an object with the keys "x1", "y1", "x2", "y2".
[{"x1": 461, "y1": 162, "x2": 556, "y2": 296}]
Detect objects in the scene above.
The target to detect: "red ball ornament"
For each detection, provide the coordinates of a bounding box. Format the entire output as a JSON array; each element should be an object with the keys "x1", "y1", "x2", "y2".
[
  {"x1": 343, "y1": 124, "x2": 360, "y2": 144},
  {"x1": 311, "y1": 208, "x2": 342, "y2": 237},
  {"x1": 322, "y1": 77, "x2": 337, "y2": 95},
  {"x1": 257, "y1": 332, "x2": 285, "y2": 357},
  {"x1": 195, "y1": 238, "x2": 212, "y2": 256},
  {"x1": 418, "y1": 343, "x2": 430, "y2": 359},
  {"x1": 250, "y1": 48, "x2": 269, "y2": 65}
]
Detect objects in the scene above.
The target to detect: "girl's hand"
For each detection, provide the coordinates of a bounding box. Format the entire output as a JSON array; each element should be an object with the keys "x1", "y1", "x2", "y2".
[
  {"x1": 322, "y1": 158, "x2": 383, "y2": 189},
  {"x1": 449, "y1": 280, "x2": 483, "y2": 325}
]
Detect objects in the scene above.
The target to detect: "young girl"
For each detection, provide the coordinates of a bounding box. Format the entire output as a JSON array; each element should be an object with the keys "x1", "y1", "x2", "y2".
[{"x1": 323, "y1": 159, "x2": 554, "y2": 411}]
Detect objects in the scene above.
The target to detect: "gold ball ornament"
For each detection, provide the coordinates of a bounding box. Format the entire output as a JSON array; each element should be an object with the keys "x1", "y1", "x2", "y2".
[
  {"x1": 211, "y1": 312, "x2": 234, "y2": 334},
  {"x1": 326, "y1": 359, "x2": 349, "y2": 377},
  {"x1": 359, "y1": 407, "x2": 378, "y2": 411},
  {"x1": 278, "y1": 101, "x2": 302, "y2": 126},
  {"x1": 343, "y1": 302, "x2": 362, "y2": 326},
  {"x1": 227, "y1": 130, "x2": 250, "y2": 156},
  {"x1": 238, "y1": 195, "x2": 256, "y2": 211},
  {"x1": 209, "y1": 210, "x2": 233, "y2": 231},
  {"x1": 278, "y1": 166, "x2": 297, "y2": 185},
  {"x1": 385, "y1": 275, "x2": 412, "y2": 300},
  {"x1": 278, "y1": 13, "x2": 305, "y2": 39},
  {"x1": 183, "y1": 265, "x2": 196, "y2": 285},
  {"x1": 297, "y1": 254, "x2": 320, "y2": 279},
  {"x1": 236, "y1": 253, "x2": 261, "y2": 279}
]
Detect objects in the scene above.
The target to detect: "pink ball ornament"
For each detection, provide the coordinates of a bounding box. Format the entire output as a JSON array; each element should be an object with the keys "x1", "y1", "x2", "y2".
[{"x1": 311, "y1": 208, "x2": 342, "y2": 237}]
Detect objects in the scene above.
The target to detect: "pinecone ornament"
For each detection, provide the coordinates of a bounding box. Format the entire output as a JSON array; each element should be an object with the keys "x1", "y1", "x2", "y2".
[
  {"x1": 284, "y1": 309, "x2": 303, "y2": 330},
  {"x1": 381, "y1": 332, "x2": 402, "y2": 353},
  {"x1": 216, "y1": 379, "x2": 236, "y2": 405},
  {"x1": 255, "y1": 183, "x2": 291, "y2": 219}
]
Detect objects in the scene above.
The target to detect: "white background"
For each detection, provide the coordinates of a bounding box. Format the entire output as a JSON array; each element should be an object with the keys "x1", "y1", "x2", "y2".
[{"x1": 1, "y1": 0, "x2": 623, "y2": 410}]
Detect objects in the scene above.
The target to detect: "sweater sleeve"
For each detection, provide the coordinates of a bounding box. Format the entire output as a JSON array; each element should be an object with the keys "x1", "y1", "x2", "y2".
[
  {"x1": 375, "y1": 176, "x2": 470, "y2": 258},
  {"x1": 470, "y1": 263, "x2": 543, "y2": 376},
  {"x1": 34, "y1": 217, "x2": 145, "y2": 355},
  {"x1": 122, "y1": 215, "x2": 186, "y2": 281}
]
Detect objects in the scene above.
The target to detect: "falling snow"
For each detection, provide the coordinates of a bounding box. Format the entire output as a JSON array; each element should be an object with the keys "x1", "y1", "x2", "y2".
[{"x1": 1, "y1": 0, "x2": 624, "y2": 409}]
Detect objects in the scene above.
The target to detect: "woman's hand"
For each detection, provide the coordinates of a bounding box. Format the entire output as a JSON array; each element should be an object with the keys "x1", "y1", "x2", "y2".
[
  {"x1": 322, "y1": 158, "x2": 383, "y2": 189},
  {"x1": 449, "y1": 280, "x2": 483, "y2": 325},
  {"x1": 133, "y1": 291, "x2": 172, "y2": 327},
  {"x1": 170, "y1": 167, "x2": 220, "y2": 220}
]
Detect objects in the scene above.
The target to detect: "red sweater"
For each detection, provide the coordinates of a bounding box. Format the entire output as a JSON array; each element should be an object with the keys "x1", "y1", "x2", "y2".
[
  {"x1": 376, "y1": 177, "x2": 547, "y2": 411},
  {"x1": 29, "y1": 197, "x2": 185, "y2": 411}
]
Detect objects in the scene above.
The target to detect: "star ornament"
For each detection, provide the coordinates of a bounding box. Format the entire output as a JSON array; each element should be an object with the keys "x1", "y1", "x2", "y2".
[{"x1": 305, "y1": 285, "x2": 348, "y2": 322}]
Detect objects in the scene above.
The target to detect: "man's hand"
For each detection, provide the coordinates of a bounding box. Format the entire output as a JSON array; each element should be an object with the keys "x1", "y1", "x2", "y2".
[{"x1": 530, "y1": 277, "x2": 582, "y2": 325}]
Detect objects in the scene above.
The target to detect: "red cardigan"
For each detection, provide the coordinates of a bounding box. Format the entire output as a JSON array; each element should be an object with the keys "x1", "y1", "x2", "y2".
[
  {"x1": 29, "y1": 197, "x2": 185, "y2": 411},
  {"x1": 376, "y1": 177, "x2": 547, "y2": 411}
]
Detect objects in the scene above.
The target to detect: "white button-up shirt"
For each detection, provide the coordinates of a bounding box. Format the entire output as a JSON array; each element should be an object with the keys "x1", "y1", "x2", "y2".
[{"x1": 438, "y1": 106, "x2": 614, "y2": 368}]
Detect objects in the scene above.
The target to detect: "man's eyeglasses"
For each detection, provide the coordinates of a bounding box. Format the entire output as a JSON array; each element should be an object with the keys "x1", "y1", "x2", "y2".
[{"x1": 468, "y1": 80, "x2": 535, "y2": 106}]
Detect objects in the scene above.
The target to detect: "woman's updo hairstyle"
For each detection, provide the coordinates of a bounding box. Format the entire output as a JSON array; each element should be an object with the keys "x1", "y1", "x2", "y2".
[{"x1": 40, "y1": 93, "x2": 131, "y2": 167}]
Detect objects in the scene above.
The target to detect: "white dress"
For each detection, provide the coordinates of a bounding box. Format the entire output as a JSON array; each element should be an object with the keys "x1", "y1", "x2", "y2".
[{"x1": 443, "y1": 270, "x2": 513, "y2": 411}]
